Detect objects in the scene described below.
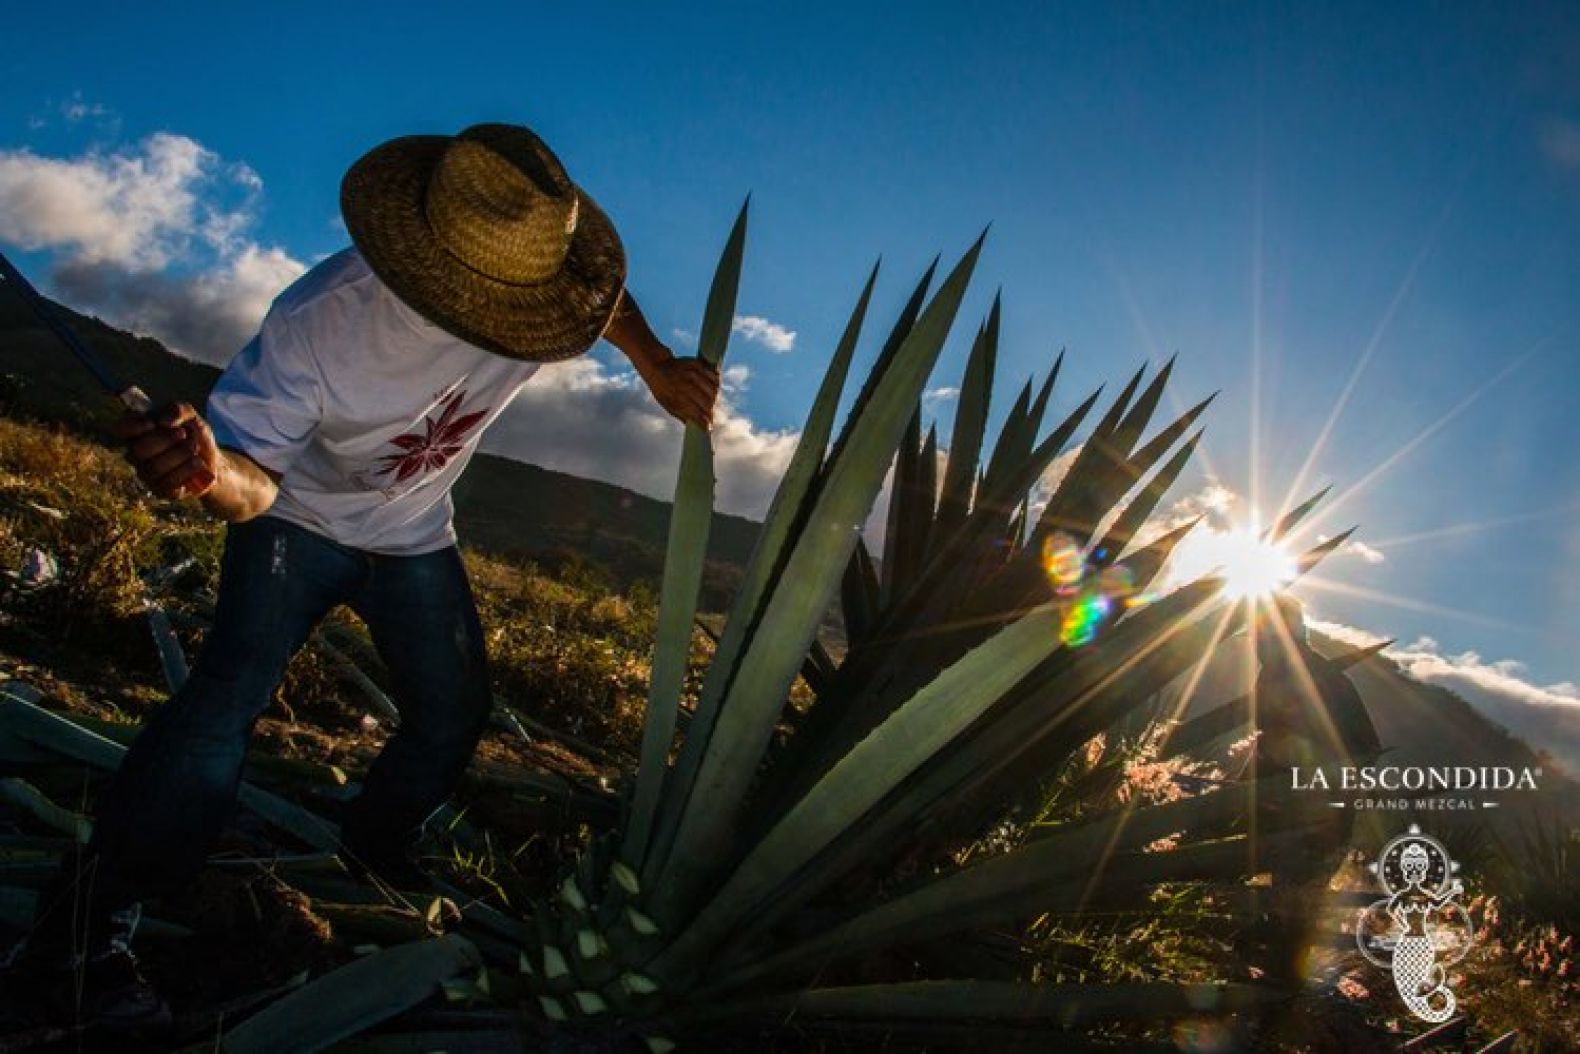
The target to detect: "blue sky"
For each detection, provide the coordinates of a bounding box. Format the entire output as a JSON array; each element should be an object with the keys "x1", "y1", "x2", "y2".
[{"x1": 2, "y1": 3, "x2": 1577, "y2": 723}]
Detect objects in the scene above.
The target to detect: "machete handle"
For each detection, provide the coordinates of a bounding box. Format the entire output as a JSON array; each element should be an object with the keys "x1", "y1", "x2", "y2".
[
  {"x1": 120, "y1": 388, "x2": 217, "y2": 497},
  {"x1": 118, "y1": 385, "x2": 154, "y2": 415}
]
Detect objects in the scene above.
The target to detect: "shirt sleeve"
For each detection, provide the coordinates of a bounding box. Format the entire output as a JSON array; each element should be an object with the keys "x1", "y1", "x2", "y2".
[{"x1": 205, "y1": 303, "x2": 323, "y2": 476}]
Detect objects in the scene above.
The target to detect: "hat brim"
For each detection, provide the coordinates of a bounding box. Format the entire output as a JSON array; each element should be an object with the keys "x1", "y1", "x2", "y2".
[{"x1": 340, "y1": 135, "x2": 627, "y2": 363}]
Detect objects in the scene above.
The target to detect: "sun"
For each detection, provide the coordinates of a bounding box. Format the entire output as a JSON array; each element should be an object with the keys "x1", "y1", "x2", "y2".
[{"x1": 1165, "y1": 524, "x2": 1299, "y2": 600}]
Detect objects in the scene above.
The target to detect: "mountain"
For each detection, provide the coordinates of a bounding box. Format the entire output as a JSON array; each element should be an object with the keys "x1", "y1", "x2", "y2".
[{"x1": 0, "y1": 287, "x2": 761, "y2": 604}]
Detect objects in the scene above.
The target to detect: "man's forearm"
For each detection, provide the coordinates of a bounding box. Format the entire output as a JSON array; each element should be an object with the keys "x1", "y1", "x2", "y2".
[
  {"x1": 603, "y1": 290, "x2": 673, "y2": 378},
  {"x1": 200, "y1": 448, "x2": 281, "y2": 523}
]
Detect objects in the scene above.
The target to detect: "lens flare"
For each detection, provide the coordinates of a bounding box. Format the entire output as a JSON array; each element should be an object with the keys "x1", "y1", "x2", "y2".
[
  {"x1": 1041, "y1": 532, "x2": 1146, "y2": 646},
  {"x1": 1059, "y1": 592, "x2": 1111, "y2": 646}
]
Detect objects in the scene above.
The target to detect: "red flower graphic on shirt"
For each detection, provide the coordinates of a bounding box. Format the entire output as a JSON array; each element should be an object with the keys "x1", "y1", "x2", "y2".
[{"x1": 376, "y1": 389, "x2": 488, "y2": 483}]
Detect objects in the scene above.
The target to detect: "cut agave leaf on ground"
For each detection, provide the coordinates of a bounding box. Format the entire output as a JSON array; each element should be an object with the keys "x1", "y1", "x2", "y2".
[
  {"x1": 0, "y1": 683, "x2": 338, "y2": 851},
  {"x1": 221, "y1": 933, "x2": 482, "y2": 1054}
]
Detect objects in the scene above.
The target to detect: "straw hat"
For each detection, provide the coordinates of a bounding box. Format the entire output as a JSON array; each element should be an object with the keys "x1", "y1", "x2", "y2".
[{"x1": 341, "y1": 123, "x2": 626, "y2": 362}]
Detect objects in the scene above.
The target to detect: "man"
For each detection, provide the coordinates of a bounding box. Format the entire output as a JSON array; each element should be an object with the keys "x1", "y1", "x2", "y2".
[{"x1": 15, "y1": 123, "x2": 719, "y2": 1026}]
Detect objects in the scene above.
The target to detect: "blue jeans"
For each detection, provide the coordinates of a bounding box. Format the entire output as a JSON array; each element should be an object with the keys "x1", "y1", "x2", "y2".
[{"x1": 78, "y1": 515, "x2": 493, "y2": 918}]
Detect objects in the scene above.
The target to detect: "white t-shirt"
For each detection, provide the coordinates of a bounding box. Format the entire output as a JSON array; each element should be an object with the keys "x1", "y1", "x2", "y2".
[{"x1": 206, "y1": 248, "x2": 542, "y2": 555}]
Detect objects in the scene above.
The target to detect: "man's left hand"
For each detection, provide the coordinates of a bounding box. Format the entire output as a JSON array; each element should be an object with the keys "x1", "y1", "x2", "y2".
[{"x1": 644, "y1": 355, "x2": 720, "y2": 431}]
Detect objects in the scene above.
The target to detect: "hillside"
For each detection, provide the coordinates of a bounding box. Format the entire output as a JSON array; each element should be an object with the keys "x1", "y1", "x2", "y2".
[
  {"x1": 0, "y1": 287, "x2": 760, "y2": 605},
  {"x1": 1161, "y1": 628, "x2": 1580, "y2": 832}
]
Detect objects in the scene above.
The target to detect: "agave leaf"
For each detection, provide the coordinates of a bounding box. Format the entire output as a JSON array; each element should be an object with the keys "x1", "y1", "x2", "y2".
[
  {"x1": 882, "y1": 384, "x2": 1104, "y2": 640},
  {"x1": 935, "y1": 296, "x2": 1000, "y2": 540},
  {"x1": 822, "y1": 258, "x2": 938, "y2": 473},
  {"x1": 765, "y1": 390, "x2": 1145, "y2": 814},
  {"x1": 982, "y1": 359, "x2": 1057, "y2": 522},
  {"x1": 973, "y1": 383, "x2": 1102, "y2": 528},
  {"x1": 1006, "y1": 497, "x2": 1028, "y2": 551},
  {"x1": 1119, "y1": 517, "x2": 1202, "y2": 596},
  {"x1": 839, "y1": 537, "x2": 880, "y2": 645},
  {"x1": 978, "y1": 595, "x2": 1247, "y2": 825},
  {"x1": 805, "y1": 637, "x2": 838, "y2": 690},
  {"x1": 650, "y1": 599, "x2": 1064, "y2": 983},
  {"x1": 1127, "y1": 391, "x2": 1217, "y2": 483},
  {"x1": 622, "y1": 200, "x2": 748, "y2": 865},
  {"x1": 883, "y1": 419, "x2": 940, "y2": 606},
  {"x1": 980, "y1": 376, "x2": 1034, "y2": 499},
  {"x1": 326, "y1": 1029, "x2": 528, "y2": 1053},
  {"x1": 878, "y1": 405, "x2": 924, "y2": 607},
  {"x1": 0, "y1": 684, "x2": 337, "y2": 851},
  {"x1": 727, "y1": 578, "x2": 1228, "y2": 950},
  {"x1": 1108, "y1": 354, "x2": 1175, "y2": 460},
  {"x1": 1016, "y1": 353, "x2": 1061, "y2": 472},
  {"x1": 1294, "y1": 527, "x2": 1356, "y2": 577},
  {"x1": 717, "y1": 796, "x2": 1313, "y2": 991},
  {"x1": 1265, "y1": 485, "x2": 1332, "y2": 543},
  {"x1": 0, "y1": 779, "x2": 90, "y2": 842},
  {"x1": 918, "y1": 424, "x2": 939, "y2": 533},
  {"x1": 822, "y1": 403, "x2": 1188, "y2": 766},
  {"x1": 1164, "y1": 693, "x2": 1252, "y2": 758},
  {"x1": 915, "y1": 587, "x2": 1239, "y2": 854},
  {"x1": 1091, "y1": 429, "x2": 1204, "y2": 568},
  {"x1": 647, "y1": 259, "x2": 879, "y2": 870},
  {"x1": 649, "y1": 260, "x2": 926, "y2": 878},
  {"x1": 1326, "y1": 638, "x2": 1393, "y2": 670},
  {"x1": 223, "y1": 935, "x2": 482, "y2": 1054},
  {"x1": 644, "y1": 235, "x2": 986, "y2": 917},
  {"x1": 1027, "y1": 364, "x2": 1147, "y2": 546}
]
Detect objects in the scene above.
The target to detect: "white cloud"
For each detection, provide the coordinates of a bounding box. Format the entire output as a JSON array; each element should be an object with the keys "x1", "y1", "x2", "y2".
[
  {"x1": 721, "y1": 363, "x2": 751, "y2": 392},
  {"x1": 1308, "y1": 617, "x2": 1580, "y2": 769},
  {"x1": 670, "y1": 327, "x2": 697, "y2": 349},
  {"x1": 51, "y1": 245, "x2": 305, "y2": 368},
  {"x1": 732, "y1": 313, "x2": 796, "y2": 353},
  {"x1": 1306, "y1": 618, "x2": 1391, "y2": 649},
  {"x1": 0, "y1": 133, "x2": 304, "y2": 364},
  {"x1": 1387, "y1": 636, "x2": 1579, "y2": 710},
  {"x1": 483, "y1": 353, "x2": 801, "y2": 519},
  {"x1": 1318, "y1": 533, "x2": 1386, "y2": 565},
  {"x1": 924, "y1": 386, "x2": 960, "y2": 404}
]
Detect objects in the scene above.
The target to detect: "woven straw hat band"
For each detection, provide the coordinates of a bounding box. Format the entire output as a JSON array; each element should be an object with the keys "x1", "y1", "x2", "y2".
[{"x1": 424, "y1": 138, "x2": 580, "y2": 285}]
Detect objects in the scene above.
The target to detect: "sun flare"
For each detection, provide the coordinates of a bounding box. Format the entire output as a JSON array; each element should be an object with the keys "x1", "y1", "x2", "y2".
[{"x1": 1166, "y1": 525, "x2": 1299, "y2": 599}]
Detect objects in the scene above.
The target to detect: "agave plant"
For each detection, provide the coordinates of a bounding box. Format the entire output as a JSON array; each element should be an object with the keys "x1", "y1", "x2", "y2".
[
  {"x1": 213, "y1": 204, "x2": 1374, "y2": 1050},
  {"x1": 483, "y1": 204, "x2": 1376, "y2": 1045}
]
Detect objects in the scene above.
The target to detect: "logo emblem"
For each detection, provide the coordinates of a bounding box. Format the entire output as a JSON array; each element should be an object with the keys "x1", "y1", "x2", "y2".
[{"x1": 1354, "y1": 824, "x2": 1475, "y2": 1022}]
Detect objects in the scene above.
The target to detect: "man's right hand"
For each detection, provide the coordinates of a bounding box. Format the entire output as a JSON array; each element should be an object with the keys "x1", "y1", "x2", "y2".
[{"x1": 115, "y1": 403, "x2": 219, "y2": 501}]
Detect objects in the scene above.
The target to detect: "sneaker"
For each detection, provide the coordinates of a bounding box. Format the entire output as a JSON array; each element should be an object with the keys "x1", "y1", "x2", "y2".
[{"x1": 5, "y1": 944, "x2": 171, "y2": 1031}]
